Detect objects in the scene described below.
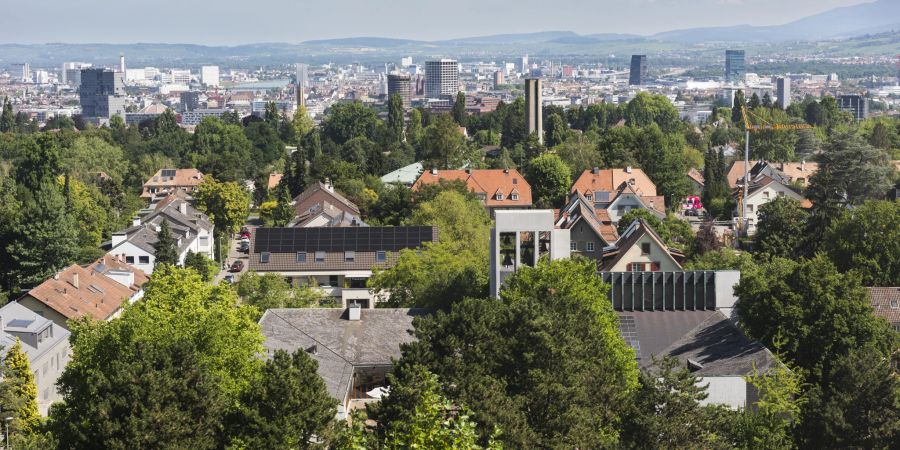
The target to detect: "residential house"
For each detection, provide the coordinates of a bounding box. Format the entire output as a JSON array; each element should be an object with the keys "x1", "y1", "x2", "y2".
[
  {"x1": 555, "y1": 193, "x2": 618, "y2": 262},
  {"x1": 106, "y1": 193, "x2": 214, "y2": 273},
  {"x1": 380, "y1": 162, "x2": 424, "y2": 187},
  {"x1": 0, "y1": 302, "x2": 71, "y2": 415},
  {"x1": 249, "y1": 226, "x2": 438, "y2": 308},
  {"x1": 412, "y1": 169, "x2": 533, "y2": 214},
  {"x1": 268, "y1": 172, "x2": 283, "y2": 190},
  {"x1": 570, "y1": 167, "x2": 665, "y2": 224},
  {"x1": 17, "y1": 262, "x2": 142, "y2": 331},
  {"x1": 869, "y1": 287, "x2": 900, "y2": 332},
  {"x1": 259, "y1": 306, "x2": 429, "y2": 419},
  {"x1": 290, "y1": 181, "x2": 366, "y2": 228},
  {"x1": 735, "y1": 175, "x2": 807, "y2": 235},
  {"x1": 687, "y1": 168, "x2": 705, "y2": 196},
  {"x1": 599, "y1": 219, "x2": 685, "y2": 272},
  {"x1": 727, "y1": 160, "x2": 818, "y2": 189},
  {"x1": 140, "y1": 168, "x2": 205, "y2": 199}
]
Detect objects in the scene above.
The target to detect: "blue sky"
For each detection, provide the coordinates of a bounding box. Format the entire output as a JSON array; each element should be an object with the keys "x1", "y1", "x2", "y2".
[{"x1": 2, "y1": 0, "x2": 869, "y2": 44}]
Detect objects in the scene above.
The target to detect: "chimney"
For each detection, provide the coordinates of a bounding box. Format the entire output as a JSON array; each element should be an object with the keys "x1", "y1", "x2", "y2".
[
  {"x1": 466, "y1": 168, "x2": 472, "y2": 174},
  {"x1": 71, "y1": 273, "x2": 79, "y2": 289},
  {"x1": 179, "y1": 201, "x2": 187, "y2": 215},
  {"x1": 592, "y1": 167, "x2": 600, "y2": 175},
  {"x1": 347, "y1": 303, "x2": 361, "y2": 321},
  {"x1": 503, "y1": 168, "x2": 510, "y2": 174},
  {"x1": 132, "y1": 216, "x2": 141, "y2": 227},
  {"x1": 625, "y1": 166, "x2": 633, "y2": 173},
  {"x1": 430, "y1": 168, "x2": 438, "y2": 175},
  {"x1": 801, "y1": 160, "x2": 806, "y2": 172}
]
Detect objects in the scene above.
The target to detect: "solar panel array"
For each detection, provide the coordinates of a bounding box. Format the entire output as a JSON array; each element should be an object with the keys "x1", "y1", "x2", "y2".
[
  {"x1": 254, "y1": 227, "x2": 436, "y2": 253},
  {"x1": 161, "y1": 169, "x2": 177, "y2": 178},
  {"x1": 618, "y1": 315, "x2": 643, "y2": 361}
]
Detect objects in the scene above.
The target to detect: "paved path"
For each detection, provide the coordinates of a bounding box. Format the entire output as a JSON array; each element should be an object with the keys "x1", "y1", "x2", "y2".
[{"x1": 214, "y1": 224, "x2": 256, "y2": 285}]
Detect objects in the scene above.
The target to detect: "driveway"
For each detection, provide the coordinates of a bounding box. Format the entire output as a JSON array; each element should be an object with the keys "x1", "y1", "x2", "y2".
[{"x1": 214, "y1": 225, "x2": 254, "y2": 285}]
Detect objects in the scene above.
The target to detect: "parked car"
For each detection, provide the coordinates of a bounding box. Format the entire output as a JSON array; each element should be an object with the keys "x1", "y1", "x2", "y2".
[
  {"x1": 223, "y1": 275, "x2": 235, "y2": 284},
  {"x1": 229, "y1": 260, "x2": 244, "y2": 272},
  {"x1": 239, "y1": 241, "x2": 250, "y2": 253},
  {"x1": 239, "y1": 228, "x2": 251, "y2": 239}
]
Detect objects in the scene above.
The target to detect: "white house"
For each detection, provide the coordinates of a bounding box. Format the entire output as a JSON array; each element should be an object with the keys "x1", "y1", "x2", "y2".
[{"x1": 737, "y1": 176, "x2": 806, "y2": 235}]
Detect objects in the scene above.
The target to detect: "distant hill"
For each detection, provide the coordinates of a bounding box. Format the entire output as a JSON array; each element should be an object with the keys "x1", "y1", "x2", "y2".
[
  {"x1": 302, "y1": 37, "x2": 424, "y2": 47},
  {"x1": 439, "y1": 31, "x2": 581, "y2": 45},
  {"x1": 654, "y1": 0, "x2": 900, "y2": 43}
]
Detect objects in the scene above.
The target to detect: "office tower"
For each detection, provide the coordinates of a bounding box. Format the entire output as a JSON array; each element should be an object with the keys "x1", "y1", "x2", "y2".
[
  {"x1": 119, "y1": 54, "x2": 126, "y2": 74},
  {"x1": 62, "y1": 62, "x2": 91, "y2": 87},
  {"x1": 33, "y1": 70, "x2": 50, "y2": 84},
  {"x1": 180, "y1": 91, "x2": 201, "y2": 112},
  {"x1": 521, "y1": 54, "x2": 529, "y2": 73},
  {"x1": 776, "y1": 77, "x2": 791, "y2": 109},
  {"x1": 400, "y1": 56, "x2": 412, "y2": 68},
  {"x1": 387, "y1": 73, "x2": 412, "y2": 108},
  {"x1": 525, "y1": 78, "x2": 543, "y2": 144},
  {"x1": 79, "y1": 68, "x2": 126, "y2": 123},
  {"x1": 838, "y1": 95, "x2": 868, "y2": 121},
  {"x1": 493, "y1": 70, "x2": 505, "y2": 89},
  {"x1": 201, "y1": 66, "x2": 220, "y2": 87},
  {"x1": 629, "y1": 55, "x2": 647, "y2": 86},
  {"x1": 725, "y1": 50, "x2": 746, "y2": 84},
  {"x1": 296, "y1": 63, "x2": 309, "y2": 108},
  {"x1": 424, "y1": 59, "x2": 459, "y2": 99},
  {"x1": 12, "y1": 63, "x2": 30, "y2": 83}
]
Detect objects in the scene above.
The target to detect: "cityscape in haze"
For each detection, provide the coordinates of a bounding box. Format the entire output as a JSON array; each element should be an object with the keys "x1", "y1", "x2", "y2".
[{"x1": 0, "y1": 0, "x2": 898, "y2": 448}]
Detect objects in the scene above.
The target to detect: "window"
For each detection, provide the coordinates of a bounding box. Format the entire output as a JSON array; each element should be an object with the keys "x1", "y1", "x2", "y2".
[
  {"x1": 260, "y1": 252, "x2": 270, "y2": 263},
  {"x1": 631, "y1": 263, "x2": 645, "y2": 272},
  {"x1": 199, "y1": 236, "x2": 209, "y2": 246},
  {"x1": 641, "y1": 243, "x2": 651, "y2": 255},
  {"x1": 777, "y1": 191, "x2": 785, "y2": 197},
  {"x1": 747, "y1": 204, "x2": 754, "y2": 212},
  {"x1": 570, "y1": 241, "x2": 578, "y2": 251},
  {"x1": 512, "y1": 178, "x2": 518, "y2": 184},
  {"x1": 586, "y1": 242, "x2": 595, "y2": 252},
  {"x1": 139, "y1": 256, "x2": 150, "y2": 264},
  {"x1": 125, "y1": 256, "x2": 135, "y2": 264},
  {"x1": 296, "y1": 252, "x2": 307, "y2": 263},
  {"x1": 763, "y1": 191, "x2": 770, "y2": 199},
  {"x1": 586, "y1": 194, "x2": 593, "y2": 201},
  {"x1": 511, "y1": 193, "x2": 519, "y2": 201},
  {"x1": 376, "y1": 251, "x2": 386, "y2": 262},
  {"x1": 315, "y1": 251, "x2": 326, "y2": 262},
  {"x1": 344, "y1": 251, "x2": 355, "y2": 263},
  {"x1": 495, "y1": 192, "x2": 504, "y2": 201},
  {"x1": 329, "y1": 275, "x2": 339, "y2": 287},
  {"x1": 650, "y1": 262, "x2": 661, "y2": 272}
]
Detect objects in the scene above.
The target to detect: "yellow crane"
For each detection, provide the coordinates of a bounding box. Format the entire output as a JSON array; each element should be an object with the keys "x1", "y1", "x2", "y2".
[{"x1": 736, "y1": 105, "x2": 814, "y2": 237}]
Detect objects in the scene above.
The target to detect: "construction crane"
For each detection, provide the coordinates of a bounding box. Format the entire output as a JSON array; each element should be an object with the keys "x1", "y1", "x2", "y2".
[{"x1": 736, "y1": 105, "x2": 814, "y2": 237}]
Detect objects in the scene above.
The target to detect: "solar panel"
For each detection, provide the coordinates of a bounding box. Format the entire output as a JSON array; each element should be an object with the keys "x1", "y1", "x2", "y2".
[
  {"x1": 618, "y1": 315, "x2": 643, "y2": 361},
  {"x1": 253, "y1": 227, "x2": 435, "y2": 253},
  {"x1": 161, "y1": 169, "x2": 177, "y2": 178}
]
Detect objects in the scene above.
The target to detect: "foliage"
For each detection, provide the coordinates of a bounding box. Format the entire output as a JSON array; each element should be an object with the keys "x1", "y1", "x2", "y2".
[
  {"x1": 823, "y1": 200, "x2": 900, "y2": 286},
  {"x1": 152, "y1": 220, "x2": 179, "y2": 266},
  {"x1": 685, "y1": 248, "x2": 756, "y2": 272},
  {"x1": 229, "y1": 349, "x2": 335, "y2": 449},
  {"x1": 184, "y1": 250, "x2": 217, "y2": 282},
  {"x1": 194, "y1": 177, "x2": 250, "y2": 236},
  {"x1": 753, "y1": 197, "x2": 807, "y2": 260},
  {"x1": 452, "y1": 92, "x2": 468, "y2": 127},
  {"x1": 625, "y1": 93, "x2": 681, "y2": 133},
  {"x1": 322, "y1": 101, "x2": 378, "y2": 145},
  {"x1": 421, "y1": 114, "x2": 469, "y2": 170},
  {"x1": 192, "y1": 117, "x2": 253, "y2": 181},
  {"x1": 734, "y1": 358, "x2": 806, "y2": 450},
  {"x1": 617, "y1": 210, "x2": 694, "y2": 251},
  {"x1": 2, "y1": 339, "x2": 41, "y2": 432},
  {"x1": 234, "y1": 272, "x2": 326, "y2": 319},
  {"x1": 397, "y1": 259, "x2": 639, "y2": 448},
  {"x1": 524, "y1": 153, "x2": 571, "y2": 208},
  {"x1": 692, "y1": 220, "x2": 721, "y2": 256}
]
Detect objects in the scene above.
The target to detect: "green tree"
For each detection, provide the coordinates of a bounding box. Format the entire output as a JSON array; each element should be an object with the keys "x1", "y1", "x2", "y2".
[
  {"x1": 525, "y1": 153, "x2": 571, "y2": 208},
  {"x1": 184, "y1": 250, "x2": 216, "y2": 282},
  {"x1": 406, "y1": 108, "x2": 424, "y2": 149},
  {"x1": 823, "y1": 200, "x2": 899, "y2": 286},
  {"x1": 230, "y1": 349, "x2": 335, "y2": 449},
  {"x1": 60, "y1": 135, "x2": 129, "y2": 184},
  {"x1": 634, "y1": 124, "x2": 691, "y2": 207},
  {"x1": 754, "y1": 197, "x2": 807, "y2": 260},
  {"x1": 735, "y1": 255, "x2": 896, "y2": 383},
  {"x1": 322, "y1": 101, "x2": 378, "y2": 145},
  {"x1": 244, "y1": 121, "x2": 285, "y2": 170},
  {"x1": 0, "y1": 97, "x2": 15, "y2": 133},
  {"x1": 732, "y1": 90, "x2": 747, "y2": 125},
  {"x1": 732, "y1": 358, "x2": 806, "y2": 450},
  {"x1": 194, "y1": 177, "x2": 250, "y2": 237},
  {"x1": 451, "y1": 91, "x2": 467, "y2": 127},
  {"x1": 421, "y1": 114, "x2": 468, "y2": 170},
  {"x1": 193, "y1": 117, "x2": 253, "y2": 181},
  {"x1": 684, "y1": 248, "x2": 757, "y2": 271},
  {"x1": 3, "y1": 339, "x2": 40, "y2": 432},
  {"x1": 500, "y1": 97, "x2": 527, "y2": 149},
  {"x1": 397, "y1": 259, "x2": 639, "y2": 448},
  {"x1": 748, "y1": 93, "x2": 761, "y2": 109},
  {"x1": 153, "y1": 220, "x2": 179, "y2": 266},
  {"x1": 625, "y1": 92, "x2": 681, "y2": 133},
  {"x1": 292, "y1": 105, "x2": 315, "y2": 142},
  {"x1": 387, "y1": 93, "x2": 405, "y2": 143},
  {"x1": 234, "y1": 272, "x2": 325, "y2": 318},
  {"x1": 272, "y1": 185, "x2": 295, "y2": 227},
  {"x1": 544, "y1": 112, "x2": 569, "y2": 148}
]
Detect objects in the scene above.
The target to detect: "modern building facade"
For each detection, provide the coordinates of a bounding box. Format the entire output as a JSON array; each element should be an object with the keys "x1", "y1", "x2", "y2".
[
  {"x1": 296, "y1": 63, "x2": 309, "y2": 107},
  {"x1": 493, "y1": 70, "x2": 505, "y2": 89},
  {"x1": 629, "y1": 55, "x2": 647, "y2": 86},
  {"x1": 838, "y1": 94, "x2": 868, "y2": 121},
  {"x1": 490, "y1": 210, "x2": 571, "y2": 297},
  {"x1": 180, "y1": 91, "x2": 200, "y2": 112},
  {"x1": 525, "y1": 78, "x2": 543, "y2": 144},
  {"x1": 725, "y1": 50, "x2": 746, "y2": 84},
  {"x1": 425, "y1": 59, "x2": 459, "y2": 99},
  {"x1": 79, "y1": 68, "x2": 126, "y2": 124},
  {"x1": 201, "y1": 65, "x2": 220, "y2": 87},
  {"x1": 776, "y1": 77, "x2": 791, "y2": 109},
  {"x1": 387, "y1": 73, "x2": 412, "y2": 108}
]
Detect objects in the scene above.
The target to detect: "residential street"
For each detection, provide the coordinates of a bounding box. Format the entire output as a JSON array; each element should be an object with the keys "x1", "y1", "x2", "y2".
[{"x1": 214, "y1": 218, "x2": 259, "y2": 285}]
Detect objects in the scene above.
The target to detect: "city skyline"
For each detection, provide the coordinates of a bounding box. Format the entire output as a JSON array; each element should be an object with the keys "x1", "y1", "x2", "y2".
[{"x1": 1, "y1": 0, "x2": 870, "y2": 45}]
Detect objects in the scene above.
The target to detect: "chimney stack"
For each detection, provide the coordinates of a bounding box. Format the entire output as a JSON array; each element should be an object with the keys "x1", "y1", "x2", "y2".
[
  {"x1": 592, "y1": 167, "x2": 600, "y2": 175},
  {"x1": 132, "y1": 216, "x2": 141, "y2": 227},
  {"x1": 179, "y1": 201, "x2": 188, "y2": 215},
  {"x1": 625, "y1": 166, "x2": 633, "y2": 173},
  {"x1": 347, "y1": 303, "x2": 361, "y2": 321},
  {"x1": 72, "y1": 273, "x2": 79, "y2": 289},
  {"x1": 801, "y1": 160, "x2": 806, "y2": 172}
]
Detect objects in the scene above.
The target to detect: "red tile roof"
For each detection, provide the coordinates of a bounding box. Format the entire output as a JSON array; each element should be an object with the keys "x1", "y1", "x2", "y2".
[
  {"x1": 412, "y1": 169, "x2": 532, "y2": 207},
  {"x1": 869, "y1": 287, "x2": 900, "y2": 325},
  {"x1": 21, "y1": 264, "x2": 136, "y2": 321},
  {"x1": 571, "y1": 168, "x2": 657, "y2": 197}
]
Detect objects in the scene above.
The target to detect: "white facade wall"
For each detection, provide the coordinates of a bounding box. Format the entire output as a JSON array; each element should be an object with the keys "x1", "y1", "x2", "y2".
[
  {"x1": 744, "y1": 183, "x2": 803, "y2": 234},
  {"x1": 700, "y1": 376, "x2": 749, "y2": 410}
]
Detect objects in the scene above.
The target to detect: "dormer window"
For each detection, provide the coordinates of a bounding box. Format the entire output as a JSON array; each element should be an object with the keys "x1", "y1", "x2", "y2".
[
  {"x1": 344, "y1": 251, "x2": 356, "y2": 263},
  {"x1": 260, "y1": 252, "x2": 270, "y2": 263},
  {"x1": 511, "y1": 193, "x2": 519, "y2": 201},
  {"x1": 495, "y1": 192, "x2": 504, "y2": 201},
  {"x1": 586, "y1": 194, "x2": 593, "y2": 201}
]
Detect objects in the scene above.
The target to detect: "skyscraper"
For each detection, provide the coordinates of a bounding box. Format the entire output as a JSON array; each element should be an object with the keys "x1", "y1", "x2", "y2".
[
  {"x1": 387, "y1": 73, "x2": 412, "y2": 108},
  {"x1": 838, "y1": 95, "x2": 868, "y2": 121},
  {"x1": 629, "y1": 55, "x2": 647, "y2": 86},
  {"x1": 425, "y1": 60, "x2": 459, "y2": 99},
  {"x1": 525, "y1": 78, "x2": 543, "y2": 144},
  {"x1": 725, "y1": 50, "x2": 746, "y2": 84},
  {"x1": 776, "y1": 77, "x2": 791, "y2": 109},
  {"x1": 296, "y1": 63, "x2": 309, "y2": 108},
  {"x1": 201, "y1": 66, "x2": 220, "y2": 87},
  {"x1": 12, "y1": 63, "x2": 30, "y2": 83},
  {"x1": 119, "y1": 54, "x2": 126, "y2": 74},
  {"x1": 493, "y1": 71, "x2": 505, "y2": 89},
  {"x1": 79, "y1": 68, "x2": 126, "y2": 124},
  {"x1": 521, "y1": 54, "x2": 529, "y2": 73}
]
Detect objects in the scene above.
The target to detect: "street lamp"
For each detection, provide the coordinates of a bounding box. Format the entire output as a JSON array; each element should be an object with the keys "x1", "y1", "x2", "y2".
[{"x1": 4, "y1": 416, "x2": 12, "y2": 450}]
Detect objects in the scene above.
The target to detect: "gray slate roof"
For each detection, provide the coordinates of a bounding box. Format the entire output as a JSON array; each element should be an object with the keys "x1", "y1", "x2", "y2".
[
  {"x1": 618, "y1": 310, "x2": 777, "y2": 377},
  {"x1": 259, "y1": 308, "x2": 429, "y2": 401}
]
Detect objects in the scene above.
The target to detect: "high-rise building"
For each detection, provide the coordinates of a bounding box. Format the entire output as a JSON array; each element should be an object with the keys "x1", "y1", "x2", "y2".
[
  {"x1": 296, "y1": 63, "x2": 309, "y2": 108},
  {"x1": 493, "y1": 71, "x2": 505, "y2": 89},
  {"x1": 521, "y1": 54, "x2": 529, "y2": 73},
  {"x1": 79, "y1": 68, "x2": 126, "y2": 124},
  {"x1": 201, "y1": 66, "x2": 220, "y2": 87},
  {"x1": 62, "y1": 62, "x2": 91, "y2": 87},
  {"x1": 776, "y1": 77, "x2": 791, "y2": 109},
  {"x1": 725, "y1": 50, "x2": 746, "y2": 84},
  {"x1": 180, "y1": 91, "x2": 201, "y2": 112},
  {"x1": 425, "y1": 60, "x2": 459, "y2": 99},
  {"x1": 629, "y1": 55, "x2": 647, "y2": 86},
  {"x1": 12, "y1": 63, "x2": 30, "y2": 83},
  {"x1": 400, "y1": 56, "x2": 413, "y2": 68},
  {"x1": 387, "y1": 73, "x2": 412, "y2": 108},
  {"x1": 525, "y1": 78, "x2": 543, "y2": 144},
  {"x1": 838, "y1": 94, "x2": 868, "y2": 121},
  {"x1": 119, "y1": 54, "x2": 126, "y2": 74}
]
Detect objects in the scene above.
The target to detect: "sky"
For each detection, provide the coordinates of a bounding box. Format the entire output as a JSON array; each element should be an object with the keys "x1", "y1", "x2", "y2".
[{"x1": 1, "y1": 0, "x2": 872, "y2": 45}]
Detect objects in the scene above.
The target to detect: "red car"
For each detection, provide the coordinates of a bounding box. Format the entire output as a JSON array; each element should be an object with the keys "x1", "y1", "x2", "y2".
[
  {"x1": 239, "y1": 230, "x2": 251, "y2": 239},
  {"x1": 229, "y1": 260, "x2": 244, "y2": 272}
]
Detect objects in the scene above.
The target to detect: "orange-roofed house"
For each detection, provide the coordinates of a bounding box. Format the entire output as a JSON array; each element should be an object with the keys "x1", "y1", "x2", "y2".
[
  {"x1": 412, "y1": 168, "x2": 532, "y2": 214},
  {"x1": 268, "y1": 172, "x2": 284, "y2": 190},
  {"x1": 570, "y1": 167, "x2": 665, "y2": 224},
  {"x1": 141, "y1": 168, "x2": 205, "y2": 199}
]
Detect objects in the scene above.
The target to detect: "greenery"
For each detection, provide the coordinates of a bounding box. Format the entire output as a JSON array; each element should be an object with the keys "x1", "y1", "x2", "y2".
[
  {"x1": 152, "y1": 220, "x2": 179, "y2": 266},
  {"x1": 234, "y1": 272, "x2": 328, "y2": 318},
  {"x1": 753, "y1": 197, "x2": 807, "y2": 260},
  {"x1": 823, "y1": 200, "x2": 899, "y2": 286},
  {"x1": 2, "y1": 339, "x2": 41, "y2": 432},
  {"x1": 524, "y1": 152, "x2": 571, "y2": 208}
]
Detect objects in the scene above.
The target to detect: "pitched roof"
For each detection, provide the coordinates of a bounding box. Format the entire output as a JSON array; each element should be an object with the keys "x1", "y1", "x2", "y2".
[
  {"x1": 141, "y1": 168, "x2": 205, "y2": 197},
  {"x1": 869, "y1": 287, "x2": 900, "y2": 325},
  {"x1": 412, "y1": 169, "x2": 532, "y2": 207},
  {"x1": 89, "y1": 255, "x2": 151, "y2": 287},
  {"x1": 259, "y1": 308, "x2": 430, "y2": 401},
  {"x1": 293, "y1": 181, "x2": 360, "y2": 216},
  {"x1": 556, "y1": 193, "x2": 618, "y2": 244},
  {"x1": 571, "y1": 168, "x2": 657, "y2": 197},
  {"x1": 268, "y1": 172, "x2": 283, "y2": 190},
  {"x1": 600, "y1": 219, "x2": 684, "y2": 271},
  {"x1": 619, "y1": 310, "x2": 778, "y2": 376},
  {"x1": 0, "y1": 302, "x2": 70, "y2": 360},
  {"x1": 380, "y1": 162, "x2": 424, "y2": 186},
  {"x1": 21, "y1": 264, "x2": 135, "y2": 322},
  {"x1": 687, "y1": 168, "x2": 705, "y2": 186},
  {"x1": 727, "y1": 160, "x2": 759, "y2": 189}
]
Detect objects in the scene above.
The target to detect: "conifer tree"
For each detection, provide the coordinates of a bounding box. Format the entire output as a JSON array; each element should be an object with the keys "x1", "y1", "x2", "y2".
[
  {"x1": 153, "y1": 221, "x2": 179, "y2": 266},
  {"x1": 3, "y1": 339, "x2": 40, "y2": 431}
]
